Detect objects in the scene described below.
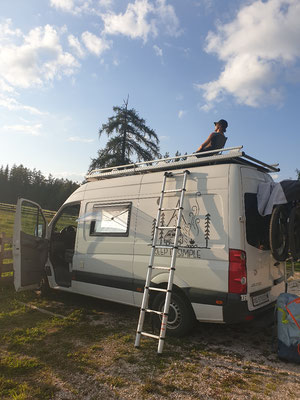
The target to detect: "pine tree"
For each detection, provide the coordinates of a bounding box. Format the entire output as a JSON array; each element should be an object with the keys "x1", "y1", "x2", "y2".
[
  {"x1": 204, "y1": 213, "x2": 211, "y2": 248},
  {"x1": 89, "y1": 97, "x2": 160, "y2": 170}
]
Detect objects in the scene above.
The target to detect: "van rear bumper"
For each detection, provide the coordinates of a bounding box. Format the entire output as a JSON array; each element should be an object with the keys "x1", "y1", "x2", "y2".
[{"x1": 223, "y1": 293, "x2": 275, "y2": 324}]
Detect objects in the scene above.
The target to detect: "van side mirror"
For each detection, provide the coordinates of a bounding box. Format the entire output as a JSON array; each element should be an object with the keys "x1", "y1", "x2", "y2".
[{"x1": 35, "y1": 224, "x2": 44, "y2": 238}]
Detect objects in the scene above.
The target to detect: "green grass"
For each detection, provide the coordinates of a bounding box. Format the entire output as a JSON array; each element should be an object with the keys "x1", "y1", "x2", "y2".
[
  {"x1": 0, "y1": 202, "x2": 299, "y2": 398},
  {"x1": 0, "y1": 209, "x2": 15, "y2": 238},
  {"x1": 0, "y1": 286, "x2": 298, "y2": 399}
]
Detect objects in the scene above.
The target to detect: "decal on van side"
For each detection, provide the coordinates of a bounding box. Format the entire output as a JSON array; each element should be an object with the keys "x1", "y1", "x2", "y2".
[{"x1": 151, "y1": 197, "x2": 211, "y2": 259}]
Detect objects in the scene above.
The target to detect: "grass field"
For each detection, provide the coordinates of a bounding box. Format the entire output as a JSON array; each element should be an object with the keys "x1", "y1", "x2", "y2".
[
  {"x1": 0, "y1": 208, "x2": 16, "y2": 238},
  {"x1": 1, "y1": 203, "x2": 300, "y2": 398},
  {"x1": 0, "y1": 285, "x2": 299, "y2": 400}
]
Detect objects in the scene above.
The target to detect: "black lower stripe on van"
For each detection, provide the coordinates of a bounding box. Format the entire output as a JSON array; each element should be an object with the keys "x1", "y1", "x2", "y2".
[
  {"x1": 72, "y1": 270, "x2": 227, "y2": 306},
  {"x1": 72, "y1": 270, "x2": 136, "y2": 292}
]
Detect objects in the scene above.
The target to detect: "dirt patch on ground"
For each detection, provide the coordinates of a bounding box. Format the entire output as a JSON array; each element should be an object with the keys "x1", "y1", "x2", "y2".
[{"x1": 0, "y1": 277, "x2": 299, "y2": 400}]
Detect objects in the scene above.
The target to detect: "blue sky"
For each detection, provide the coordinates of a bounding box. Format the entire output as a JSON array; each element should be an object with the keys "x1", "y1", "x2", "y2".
[{"x1": 0, "y1": 0, "x2": 299, "y2": 183}]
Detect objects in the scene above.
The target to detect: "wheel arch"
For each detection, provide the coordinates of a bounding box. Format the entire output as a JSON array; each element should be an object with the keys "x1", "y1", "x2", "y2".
[{"x1": 149, "y1": 273, "x2": 194, "y2": 313}]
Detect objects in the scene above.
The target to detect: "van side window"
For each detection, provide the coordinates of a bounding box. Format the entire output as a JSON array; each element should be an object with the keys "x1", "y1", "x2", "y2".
[
  {"x1": 244, "y1": 193, "x2": 270, "y2": 250},
  {"x1": 90, "y1": 203, "x2": 131, "y2": 236}
]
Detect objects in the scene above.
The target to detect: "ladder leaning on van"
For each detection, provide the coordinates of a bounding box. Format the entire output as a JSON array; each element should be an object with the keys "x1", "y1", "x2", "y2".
[{"x1": 134, "y1": 170, "x2": 190, "y2": 354}]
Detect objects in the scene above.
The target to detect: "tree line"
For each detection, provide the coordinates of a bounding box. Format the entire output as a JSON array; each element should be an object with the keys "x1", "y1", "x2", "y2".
[
  {"x1": 0, "y1": 165, "x2": 79, "y2": 211},
  {"x1": 4, "y1": 99, "x2": 296, "y2": 212}
]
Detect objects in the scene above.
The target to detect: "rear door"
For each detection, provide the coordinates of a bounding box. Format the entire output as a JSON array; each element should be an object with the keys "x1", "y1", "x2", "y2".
[
  {"x1": 241, "y1": 168, "x2": 285, "y2": 308},
  {"x1": 13, "y1": 198, "x2": 48, "y2": 291}
]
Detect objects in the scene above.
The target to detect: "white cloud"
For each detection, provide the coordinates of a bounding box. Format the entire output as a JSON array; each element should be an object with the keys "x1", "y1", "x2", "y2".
[
  {"x1": 0, "y1": 78, "x2": 14, "y2": 94},
  {"x1": 98, "y1": 0, "x2": 113, "y2": 8},
  {"x1": 0, "y1": 18, "x2": 22, "y2": 41},
  {"x1": 0, "y1": 20, "x2": 79, "y2": 116},
  {"x1": 153, "y1": 44, "x2": 163, "y2": 57},
  {"x1": 0, "y1": 94, "x2": 46, "y2": 115},
  {"x1": 81, "y1": 31, "x2": 111, "y2": 56},
  {"x1": 67, "y1": 136, "x2": 94, "y2": 143},
  {"x1": 196, "y1": 0, "x2": 300, "y2": 108},
  {"x1": 155, "y1": 0, "x2": 181, "y2": 37},
  {"x1": 3, "y1": 123, "x2": 43, "y2": 136},
  {"x1": 198, "y1": 102, "x2": 213, "y2": 113},
  {"x1": 68, "y1": 34, "x2": 85, "y2": 58},
  {"x1": 159, "y1": 135, "x2": 169, "y2": 141},
  {"x1": 102, "y1": 0, "x2": 155, "y2": 41},
  {"x1": 50, "y1": 0, "x2": 104, "y2": 15},
  {"x1": 0, "y1": 21, "x2": 79, "y2": 90},
  {"x1": 178, "y1": 110, "x2": 186, "y2": 119},
  {"x1": 101, "y1": 0, "x2": 180, "y2": 42},
  {"x1": 50, "y1": 0, "x2": 74, "y2": 12}
]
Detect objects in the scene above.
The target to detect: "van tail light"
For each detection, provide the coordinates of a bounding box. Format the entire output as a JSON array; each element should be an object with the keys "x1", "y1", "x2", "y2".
[{"x1": 229, "y1": 249, "x2": 247, "y2": 294}]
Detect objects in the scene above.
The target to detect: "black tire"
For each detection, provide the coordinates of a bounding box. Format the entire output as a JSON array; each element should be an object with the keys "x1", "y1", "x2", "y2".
[
  {"x1": 269, "y1": 205, "x2": 289, "y2": 261},
  {"x1": 288, "y1": 205, "x2": 300, "y2": 261},
  {"x1": 152, "y1": 291, "x2": 195, "y2": 337}
]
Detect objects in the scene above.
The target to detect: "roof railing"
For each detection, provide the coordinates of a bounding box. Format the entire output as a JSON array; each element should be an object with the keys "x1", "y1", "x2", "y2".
[{"x1": 85, "y1": 145, "x2": 279, "y2": 181}]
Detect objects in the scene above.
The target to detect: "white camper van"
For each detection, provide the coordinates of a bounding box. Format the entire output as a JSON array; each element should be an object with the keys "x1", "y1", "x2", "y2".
[{"x1": 13, "y1": 147, "x2": 287, "y2": 337}]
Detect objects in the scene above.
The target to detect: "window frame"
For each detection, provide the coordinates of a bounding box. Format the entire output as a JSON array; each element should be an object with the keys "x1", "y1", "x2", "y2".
[
  {"x1": 89, "y1": 202, "x2": 132, "y2": 237},
  {"x1": 244, "y1": 193, "x2": 270, "y2": 250},
  {"x1": 21, "y1": 200, "x2": 47, "y2": 238},
  {"x1": 51, "y1": 202, "x2": 81, "y2": 235}
]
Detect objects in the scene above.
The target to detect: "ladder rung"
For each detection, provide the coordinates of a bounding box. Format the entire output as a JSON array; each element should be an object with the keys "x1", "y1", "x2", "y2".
[
  {"x1": 155, "y1": 245, "x2": 189, "y2": 250},
  {"x1": 163, "y1": 189, "x2": 183, "y2": 193},
  {"x1": 160, "y1": 207, "x2": 180, "y2": 211},
  {"x1": 145, "y1": 309, "x2": 163, "y2": 315},
  {"x1": 152, "y1": 266, "x2": 171, "y2": 270},
  {"x1": 148, "y1": 287, "x2": 168, "y2": 292},
  {"x1": 157, "y1": 226, "x2": 177, "y2": 230},
  {"x1": 140, "y1": 332, "x2": 160, "y2": 340}
]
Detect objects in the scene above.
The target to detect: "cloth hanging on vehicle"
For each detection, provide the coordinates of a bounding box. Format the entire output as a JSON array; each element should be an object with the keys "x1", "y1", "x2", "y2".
[
  {"x1": 276, "y1": 293, "x2": 300, "y2": 363},
  {"x1": 257, "y1": 180, "x2": 300, "y2": 216}
]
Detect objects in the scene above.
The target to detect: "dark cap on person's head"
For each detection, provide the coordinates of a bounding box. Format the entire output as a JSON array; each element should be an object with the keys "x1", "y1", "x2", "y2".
[{"x1": 214, "y1": 119, "x2": 228, "y2": 129}]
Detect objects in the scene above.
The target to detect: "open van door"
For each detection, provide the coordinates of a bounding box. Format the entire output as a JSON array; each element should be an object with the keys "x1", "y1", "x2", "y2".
[{"x1": 13, "y1": 198, "x2": 49, "y2": 291}]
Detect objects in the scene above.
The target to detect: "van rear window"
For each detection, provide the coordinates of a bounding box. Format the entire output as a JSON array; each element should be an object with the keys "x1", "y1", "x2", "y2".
[
  {"x1": 244, "y1": 193, "x2": 270, "y2": 250},
  {"x1": 90, "y1": 203, "x2": 131, "y2": 236}
]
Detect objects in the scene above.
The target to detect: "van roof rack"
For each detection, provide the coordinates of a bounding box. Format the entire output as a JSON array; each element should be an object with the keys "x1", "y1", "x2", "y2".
[{"x1": 85, "y1": 146, "x2": 280, "y2": 181}]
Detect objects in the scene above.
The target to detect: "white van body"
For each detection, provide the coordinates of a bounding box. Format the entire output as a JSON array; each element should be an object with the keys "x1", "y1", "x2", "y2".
[{"x1": 13, "y1": 148, "x2": 286, "y2": 333}]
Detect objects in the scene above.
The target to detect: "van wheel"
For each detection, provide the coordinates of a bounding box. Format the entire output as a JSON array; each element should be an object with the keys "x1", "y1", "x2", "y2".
[
  {"x1": 151, "y1": 292, "x2": 195, "y2": 337},
  {"x1": 289, "y1": 205, "x2": 300, "y2": 261},
  {"x1": 269, "y1": 205, "x2": 289, "y2": 261}
]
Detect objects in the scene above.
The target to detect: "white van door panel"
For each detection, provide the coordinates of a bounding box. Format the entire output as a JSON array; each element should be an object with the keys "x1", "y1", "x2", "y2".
[
  {"x1": 13, "y1": 198, "x2": 48, "y2": 291},
  {"x1": 74, "y1": 200, "x2": 139, "y2": 304}
]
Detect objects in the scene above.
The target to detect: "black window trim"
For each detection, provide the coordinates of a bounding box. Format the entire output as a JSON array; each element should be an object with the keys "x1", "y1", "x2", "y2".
[{"x1": 244, "y1": 192, "x2": 270, "y2": 250}]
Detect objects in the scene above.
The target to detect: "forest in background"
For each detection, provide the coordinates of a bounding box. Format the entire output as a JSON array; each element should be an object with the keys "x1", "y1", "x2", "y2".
[{"x1": 0, "y1": 165, "x2": 79, "y2": 211}]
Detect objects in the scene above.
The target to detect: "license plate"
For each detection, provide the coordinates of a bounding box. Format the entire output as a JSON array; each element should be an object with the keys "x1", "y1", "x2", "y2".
[{"x1": 252, "y1": 292, "x2": 269, "y2": 307}]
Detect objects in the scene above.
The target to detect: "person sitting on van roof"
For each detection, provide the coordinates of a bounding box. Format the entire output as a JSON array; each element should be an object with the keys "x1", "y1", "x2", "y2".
[{"x1": 195, "y1": 119, "x2": 228, "y2": 156}]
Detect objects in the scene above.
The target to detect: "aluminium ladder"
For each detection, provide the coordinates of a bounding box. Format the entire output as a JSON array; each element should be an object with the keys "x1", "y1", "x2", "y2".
[{"x1": 134, "y1": 169, "x2": 190, "y2": 354}]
